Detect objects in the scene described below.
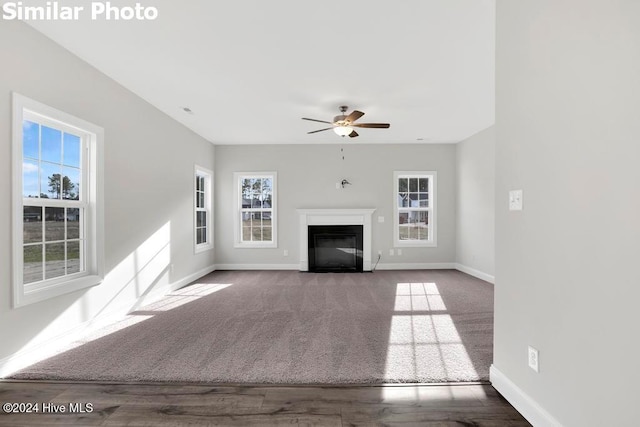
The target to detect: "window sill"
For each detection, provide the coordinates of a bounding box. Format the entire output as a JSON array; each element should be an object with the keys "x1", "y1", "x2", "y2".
[
  {"x1": 15, "y1": 274, "x2": 102, "y2": 308},
  {"x1": 234, "y1": 242, "x2": 278, "y2": 249},
  {"x1": 394, "y1": 241, "x2": 438, "y2": 248},
  {"x1": 195, "y1": 243, "x2": 214, "y2": 254}
]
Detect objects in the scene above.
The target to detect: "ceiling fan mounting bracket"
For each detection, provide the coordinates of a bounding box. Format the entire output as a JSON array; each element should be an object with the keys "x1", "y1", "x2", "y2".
[{"x1": 339, "y1": 105, "x2": 348, "y2": 114}]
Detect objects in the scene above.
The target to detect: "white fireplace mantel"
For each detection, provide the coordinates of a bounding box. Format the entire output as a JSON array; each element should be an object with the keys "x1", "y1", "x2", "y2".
[{"x1": 297, "y1": 208, "x2": 376, "y2": 271}]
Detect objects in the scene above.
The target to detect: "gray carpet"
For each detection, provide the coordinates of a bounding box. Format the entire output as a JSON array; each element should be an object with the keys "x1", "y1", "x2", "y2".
[{"x1": 10, "y1": 270, "x2": 494, "y2": 384}]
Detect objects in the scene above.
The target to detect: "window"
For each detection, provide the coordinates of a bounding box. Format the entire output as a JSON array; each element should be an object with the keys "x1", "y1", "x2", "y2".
[
  {"x1": 234, "y1": 172, "x2": 277, "y2": 248},
  {"x1": 393, "y1": 171, "x2": 437, "y2": 247},
  {"x1": 12, "y1": 93, "x2": 104, "y2": 307},
  {"x1": 194, "y1": 166, "x2": 213, "y2": 253}
]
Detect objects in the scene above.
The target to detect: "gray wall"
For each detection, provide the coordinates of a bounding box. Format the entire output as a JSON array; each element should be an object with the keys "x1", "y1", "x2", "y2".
[
  {"x1": 455, "y1": 126, "x2": 495, "y2": 279},
  {"x1": 0, "y1": 21, "x2": 215, "y2": 363},
  {"x1": 495, "y1": 1, "x2": 640, "y2": 425},
  {"x1": 214, "y1": 144, "x2": 457, "y2": 267}
]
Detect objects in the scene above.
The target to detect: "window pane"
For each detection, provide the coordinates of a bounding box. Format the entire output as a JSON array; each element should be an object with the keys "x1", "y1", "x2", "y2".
[
  {"x1": 197, "y1": 211, "x2": 206, "y2": 227},
  {"x1": 63, "y1": 133, "x2": 81, "y2": 168},
  {"x1": 262, "y1": 181, "x2": 272, "y2": 207},
  {"x1": 24, "y1": 206, "x2": 43, "y2": 243},
  {"x1": 62, "y1": 167, "x2": 80, "y2": 200},
  {"x1": 251, "y1": 195, "x2": 262, "y2": 208},
  {"x1": 41, "y1": 163, "x2": 62, "y2": 199},
  {"x1": 41, "y1": 126, "x2": 62, "y2": 164},
  {"x1": 398, "y1": 192, "x2": 408, "y2": 208},
  {"x1": 400, "y1": 211, "x2": 429, "y2": 241},
  {"x1": 262, "y1": 211, "x2": 272, "y2": 222},
  {"x1": 23, "y1": 245, "x2": 43, "y2": 284},
  {"x1": 241, "y1": 179, "x2": 252, "y2": 199},
  {"x1": 262, "y1": 227, "x2": 272, "y2": 242},
  {"x1": 409, "y1": 178, "x2": 418, "y2": 192},
  {"x1": 195, "y1": 176, "x2": 201, "y2": 192},
  {"x1": 419, "y1": 178, "x2": 429, "y2": 192},
  {"x1": 252, "y1": 225, "x2": 263, "y2": 241},
  {"x1": 242, "y1": 226, "x2": 251, "y2": 241},
  {"x1": 399, "y1": 212, "x2": 410, "y2": 241},
  {"x1": 409, "y1": 193, "x2": 419, "y2": 207},
  {"x1": 23, "y1": 159, "x2": 40, "y2": 198},
  {"x1": 197, "y1": 228, "x2": 206, "y2": 245},
  {"x1": 23, "y1": 121, "x2": 40, "y2": 160},
  {"x1": 67, "y1": 208, "x2": 80, "y2": 239},
  {"x1": 67, "y1": 241, "x2": 81, "y2": 274},
  {"x1": 250, "y1": 178, "x2": 259, "y2": 194},
  {"x1": 45, "y1": 242, "x2": 66, "y2": 280},
  {"x1": 419, "y1": 193, "x2": 429, "y2": 207},
  {"x1": 398, "y1": 178, "x2": 408, "y2": 192},
  {"x1": 262, "y1": 178, "x2": 272, "y2": 195},
  {"x1": 45, "y1": 207, "x2": 65, "y2": 242}
]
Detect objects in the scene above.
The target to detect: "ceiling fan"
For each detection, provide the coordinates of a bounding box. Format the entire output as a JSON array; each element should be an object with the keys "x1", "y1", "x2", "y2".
[{"x1": 302, "y1": 106, "x2": 390, "y2": 138}]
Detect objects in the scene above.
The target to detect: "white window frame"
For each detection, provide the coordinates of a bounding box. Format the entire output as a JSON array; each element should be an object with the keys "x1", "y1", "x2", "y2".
[
  {"x1": 233, "y1": 172, "x2": 277, "y2": 249},
  {"x1": 194, "y1": 165, "x2": 213, "y2": 253},
  {"x1": 393, "y1": 171, "x2": 437, "y2": 248},
  {"x1": 11, "y1": 93, "x2": 104, "y2": 308}
]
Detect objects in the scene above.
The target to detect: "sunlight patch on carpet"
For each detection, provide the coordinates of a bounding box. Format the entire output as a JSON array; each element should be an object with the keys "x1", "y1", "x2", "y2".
[
  {"x1": 139, "y1": 283, "x2": 233, "y2": 312},
  {"x1": 385, "y1": 282, "x2": 478, "y2": 381}
]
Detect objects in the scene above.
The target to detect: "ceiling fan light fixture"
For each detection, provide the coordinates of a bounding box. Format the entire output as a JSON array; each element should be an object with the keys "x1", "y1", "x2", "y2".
[{"x1": 334, "y1": 126, "x2": 352, "y2": 137}]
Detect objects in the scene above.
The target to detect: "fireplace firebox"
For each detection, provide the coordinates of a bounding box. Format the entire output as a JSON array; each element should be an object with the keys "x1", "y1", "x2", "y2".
[{"x1": 308, "y1": 225, "x2": 363, "y2": 272}]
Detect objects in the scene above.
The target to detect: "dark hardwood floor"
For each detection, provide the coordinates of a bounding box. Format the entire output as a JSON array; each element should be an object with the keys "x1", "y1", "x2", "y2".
[{"x1": 0, "y1": 380, "x2": 530, "y2": 426}]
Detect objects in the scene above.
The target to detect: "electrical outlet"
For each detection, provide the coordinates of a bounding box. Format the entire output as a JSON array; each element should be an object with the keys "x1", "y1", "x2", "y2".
[
  {"x1": 397, "y1": 249, "x2": 402, "y2": 256},
  {"x1": 283, "y1": 249, "x2": 289, "y2": 257},
  {"x1": 509, "y1": 190, "x2": 523, "y2": 211},
  {"x1": 378, "y1": 216, "x2": 385, "y2": 223},
  {"x1": 389, "y1": 249, "x2": 394, "y2": 256},
  {"x1": 528, "y1": 346, "x2": 539, "y2": 373}
]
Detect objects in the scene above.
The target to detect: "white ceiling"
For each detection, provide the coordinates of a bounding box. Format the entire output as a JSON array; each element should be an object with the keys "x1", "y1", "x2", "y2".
[{"x1": 27, "y1": 0, "x2": 495, "y2": 145}]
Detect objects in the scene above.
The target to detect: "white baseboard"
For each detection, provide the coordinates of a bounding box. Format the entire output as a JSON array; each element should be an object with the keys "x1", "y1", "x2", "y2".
[
  {"x1": 0, "y1": 264, "x2": 216, "y2": 378},
  {"x1": 376, "y1": 262, "x2": 456, "y2": 270},
  {"x1": 169, "y1": 264, "x2": 217, "y2": 291},
  {"x1": 490, "y1": 365, "x2": 563, "y2": 427},
  {"x1": 215, "y1": 264, "x2": 299, "y2": 270},
  {"x1": 455, "y1": 263, "x2": 495, "y2": 284},
  {"x1": 214, "y1": 262, "x2": 460, "y2": 272}
]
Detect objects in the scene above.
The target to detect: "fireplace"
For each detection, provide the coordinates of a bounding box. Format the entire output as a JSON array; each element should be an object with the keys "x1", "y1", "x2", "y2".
[
  {"x1": 297, "y1": 208, "x2": 375, "y2": 272},
  {"x1": 308, "y1": 225, "x2": 363, "y2": 272}
]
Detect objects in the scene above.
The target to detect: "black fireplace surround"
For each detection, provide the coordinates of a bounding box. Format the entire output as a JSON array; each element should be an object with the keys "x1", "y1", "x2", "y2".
[{"x1": 308, "y1": 225, "x2": 364, "y2": 272}]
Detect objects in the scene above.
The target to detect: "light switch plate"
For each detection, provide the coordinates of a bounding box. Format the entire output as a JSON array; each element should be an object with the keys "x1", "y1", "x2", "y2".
[
  {"x1": 509, "y1": 190, "x2": 523, "y2": 211},
  {"x1": 528, "y1": 345, "x2": 539, "y2": 373},
  {"x1": 378, "y1": 216, "x2": 385, "y2": 223}
]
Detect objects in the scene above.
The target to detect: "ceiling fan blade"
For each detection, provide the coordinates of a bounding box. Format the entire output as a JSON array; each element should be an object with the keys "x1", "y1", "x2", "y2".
[
  {"x1": 307, "y1": 127, "x2": 334, "y2": 134},
  {"x1": 348, "y1": 130, "x2": 359, "y2": 138},
  {"x1": 302, "y1": 117, "x2": 334, "y2": 124},
  {"x1": 345, "y1": 110, "x2": 365, "y2": 124},
  {"x1": 351, "y1": 123, "x2": 390, "y2": 129}
]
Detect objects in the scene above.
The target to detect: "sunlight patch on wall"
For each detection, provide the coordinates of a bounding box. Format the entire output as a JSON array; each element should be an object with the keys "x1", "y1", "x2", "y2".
[
  {"x1": 100, "y1": 221, "x2": 172, "y2": 309},
  {"x1": 2, "y1": 222, "x2": 173, "y2": 377}
]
